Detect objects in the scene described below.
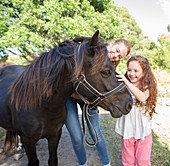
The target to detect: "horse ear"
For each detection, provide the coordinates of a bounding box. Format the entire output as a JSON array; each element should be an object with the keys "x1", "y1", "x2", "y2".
[{"x1": 89, "y1": 30, "x2": 99, "y2": 48}]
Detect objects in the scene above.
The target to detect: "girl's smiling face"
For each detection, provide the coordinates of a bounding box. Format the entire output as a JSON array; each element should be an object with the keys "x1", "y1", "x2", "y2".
[{"x1": 127, "y1": 60, "x2": 144, "y2": 87}]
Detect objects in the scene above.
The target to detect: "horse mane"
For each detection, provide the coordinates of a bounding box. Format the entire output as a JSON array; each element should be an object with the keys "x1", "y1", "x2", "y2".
[
  {"x1": 10, "y1": 35, "x2": 108, "y2": 111},
  {"x1": 10, "y1": 40, "x2": 78, "y2": 110},
  {"x1": 73, "y1": 36, "x2": 108, "y2": 78}
]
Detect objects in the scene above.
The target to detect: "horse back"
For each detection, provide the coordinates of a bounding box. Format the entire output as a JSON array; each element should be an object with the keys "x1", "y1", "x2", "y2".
[
  {"x1": 0, "y1": 65, "x2": 26, "y2": 128},
  {"x1": 0, "y1": 65, "x2": 25, "y2": 95}
]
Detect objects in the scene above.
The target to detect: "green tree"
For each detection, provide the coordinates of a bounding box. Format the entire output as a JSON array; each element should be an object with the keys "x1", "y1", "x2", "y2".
[
  {"x1": 88, "y1": 0, "x2": 111, "y2": 12},
  {"x1": 1, "y1": 0, "x2": 169, "y2": 73},
  {"x1": 157, "y1": 35, "x2": 170, "y2": 72},
  {"x1": 167, "y1": 24, "x2": 170, "y2": 32},
  {"x1": 118, "y1": 7, "x2": 143, "y2": 48},
  {"x1": 0, "y1": 0, "x2": 122, "y2": 61}
]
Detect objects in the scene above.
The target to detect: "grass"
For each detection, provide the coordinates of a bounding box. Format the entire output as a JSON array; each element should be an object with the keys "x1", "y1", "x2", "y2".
[
  {"x1": 151, "y1": 132, "x2": 170, "y2": 166},
  {"x1": 0, "y1": 128, "x2": 5, "y2": 141},
  {"x1": 99, "y1": 114, "x2": 122, "y2": 166},
  {"x1": 99, "y1": 114, "x2": 170, "y2": 166},
  {"x1": 0, "y1": 114, "x2": 169, "y2": 165}
]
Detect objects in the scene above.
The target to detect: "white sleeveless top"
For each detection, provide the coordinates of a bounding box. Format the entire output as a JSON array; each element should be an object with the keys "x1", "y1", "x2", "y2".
[{"x1": 115, "y1": 93, "x2": 152, "y2": 140}]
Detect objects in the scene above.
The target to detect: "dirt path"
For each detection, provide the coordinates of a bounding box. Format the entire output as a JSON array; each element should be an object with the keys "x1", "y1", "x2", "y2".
[
  {"x1": 0, "y1": 125, "x2": 102, "y2": 166},
  {"x1": 0, "y1": 103, "x2": 169, "y2": 166}
]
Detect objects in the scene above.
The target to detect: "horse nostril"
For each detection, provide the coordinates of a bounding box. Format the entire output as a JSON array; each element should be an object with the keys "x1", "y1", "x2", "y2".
[{"x1": 127, "y1": 102, "x2": 132, "y2": 111}]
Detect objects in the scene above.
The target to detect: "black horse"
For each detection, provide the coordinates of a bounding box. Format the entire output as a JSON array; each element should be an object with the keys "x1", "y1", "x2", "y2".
[{"x1": 0, "y1": 31, "x2": 132, "y2": 166}]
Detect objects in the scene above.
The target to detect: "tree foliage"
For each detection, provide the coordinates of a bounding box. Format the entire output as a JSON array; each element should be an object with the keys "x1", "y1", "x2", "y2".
[
  {"x1": 0, "y1": 0, "x2": 123, "y2": 60},
  {"x1": 0, "y1": 0, "x2": 169, "y2": 73},
  {"x1": 167, "y1": 24, "x2": 170, "y2": 32},
  {"x1": 157, "y1": 35, "x2": 170, "y2": 72},
  {"x1": 118, "y1": 7, "x2": 170, "y2": 72}
]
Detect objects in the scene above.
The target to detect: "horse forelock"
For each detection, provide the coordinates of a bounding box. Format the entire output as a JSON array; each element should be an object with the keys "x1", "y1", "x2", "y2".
[
  {"x1": 74, "y1": 43, "x2": 85, "y2": 78},
  {"x1": 10, "y1": 40, "x2": 77, "y2": 111},
  {"x1": 91, "y1": 39, "x2": 108, "y2": 75},
  {"x1": 76, "y1": 38, "x2": 108, "y2": 74},
  {"x1": 74, "y1": 38, "x2": 108, "y2": 78}
]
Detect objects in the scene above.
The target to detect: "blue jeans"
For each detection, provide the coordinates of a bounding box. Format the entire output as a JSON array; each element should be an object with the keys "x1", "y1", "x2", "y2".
[{"x1": 65, "y1": 97, "x2": 110, "y2": 166}]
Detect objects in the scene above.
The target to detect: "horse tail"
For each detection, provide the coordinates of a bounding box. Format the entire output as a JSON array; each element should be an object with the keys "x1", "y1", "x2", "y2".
[{"x1": 1, "y1": 130, "x2": 18, "y2": 155}]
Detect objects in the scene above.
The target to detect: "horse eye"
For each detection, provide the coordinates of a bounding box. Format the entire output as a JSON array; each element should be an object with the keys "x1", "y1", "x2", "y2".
[{"x1": 101, "y1": 70, "x2": 111, "y2": 77}]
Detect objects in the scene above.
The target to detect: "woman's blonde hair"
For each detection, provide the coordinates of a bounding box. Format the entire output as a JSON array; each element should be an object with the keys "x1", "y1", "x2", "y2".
[{"x1": 109, "y1": 39, "x2": 131, "y2": 56}]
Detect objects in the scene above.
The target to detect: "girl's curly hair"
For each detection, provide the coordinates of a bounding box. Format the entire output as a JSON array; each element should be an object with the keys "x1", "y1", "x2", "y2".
[{"x1": 126, "y1": 55, "x2": 158, "y2": 119}]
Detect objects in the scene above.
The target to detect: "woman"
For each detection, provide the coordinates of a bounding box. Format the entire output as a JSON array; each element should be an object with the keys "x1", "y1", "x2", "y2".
[{"x1": 65, "y1": 39, "x2": 131, "y2": 166}]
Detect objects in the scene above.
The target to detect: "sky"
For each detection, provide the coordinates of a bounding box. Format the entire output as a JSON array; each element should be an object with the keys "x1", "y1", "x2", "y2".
[{"x1": 113, "y1": 0, "x2": 170, "y2": 44}]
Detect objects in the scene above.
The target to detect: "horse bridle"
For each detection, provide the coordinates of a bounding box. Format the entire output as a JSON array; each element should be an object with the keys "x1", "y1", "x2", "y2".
[
  {"x1": 73, "y1": 73, "x2": 125, "y2": 108},
  {"x1": 73, "y1": 44, "x2": 126, "y2": 147},
  {"x1": 73, "y1": 73, "x2": 126, "y2": 147}
]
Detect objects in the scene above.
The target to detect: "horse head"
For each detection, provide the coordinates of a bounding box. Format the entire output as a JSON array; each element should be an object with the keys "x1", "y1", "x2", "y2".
[
  {"x1": 73, "y1": 30, "x2": 133, "y2": 118},
  {"x1": 9, "y1": 30, "x2": 132, "y2": 118}
]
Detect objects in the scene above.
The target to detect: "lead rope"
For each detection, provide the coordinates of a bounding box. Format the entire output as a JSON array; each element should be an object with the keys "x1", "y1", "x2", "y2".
[{"x1": 82, "y1": 104, "x2": 99, "y2": 147}]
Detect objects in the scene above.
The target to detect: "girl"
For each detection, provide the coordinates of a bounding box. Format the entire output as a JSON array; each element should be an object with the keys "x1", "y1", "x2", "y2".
[
  {"x1": 65, "y1": 39, "x2": 131, "y2": 166},
  {"x1": 115, "y1": 55, "x2": 158, "y2": 166}
]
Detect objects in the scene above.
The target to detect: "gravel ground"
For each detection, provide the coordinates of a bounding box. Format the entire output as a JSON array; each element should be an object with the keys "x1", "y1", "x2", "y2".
[{"x1": 0, "y1": 101, "x2": 169, "y2": 166}]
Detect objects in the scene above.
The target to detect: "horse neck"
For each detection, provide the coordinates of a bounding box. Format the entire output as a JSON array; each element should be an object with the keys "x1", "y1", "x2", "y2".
[{"x1": 53, "y1": 79, "x2": 75, "y2": 106}]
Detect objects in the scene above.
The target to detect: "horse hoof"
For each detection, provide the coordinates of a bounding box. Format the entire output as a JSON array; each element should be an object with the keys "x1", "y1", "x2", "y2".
[{"x1": 13, "y1": 149, "x2": 25, "y2": 161}]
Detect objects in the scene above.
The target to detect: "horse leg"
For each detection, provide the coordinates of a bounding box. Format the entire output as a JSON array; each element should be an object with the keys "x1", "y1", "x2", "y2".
[
  {"x1": 21, "y1": 136, "x2": 39, "y2": 166},
  {"x1": 48, "y1": 129, "x2": 62, "y2": 166}
]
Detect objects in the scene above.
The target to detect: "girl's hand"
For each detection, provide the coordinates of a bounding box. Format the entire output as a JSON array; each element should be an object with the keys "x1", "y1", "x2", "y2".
[
  {"x1": 116, "y1": 70, "x2": 149, "y2": 102},
  {"x1": 115, "y1": 70, "x2": 128, "y2": 84}
]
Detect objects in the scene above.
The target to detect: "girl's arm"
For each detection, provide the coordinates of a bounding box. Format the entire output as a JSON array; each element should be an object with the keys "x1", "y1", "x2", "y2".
[{"x1": 116, "y1": 71, "x2": 149, "y2": 102}]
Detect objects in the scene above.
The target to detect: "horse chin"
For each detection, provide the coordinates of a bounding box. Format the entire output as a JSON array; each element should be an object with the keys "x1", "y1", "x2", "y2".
[{"x1": 110, "y1": 107, "x2": 123, "y2": 118}]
